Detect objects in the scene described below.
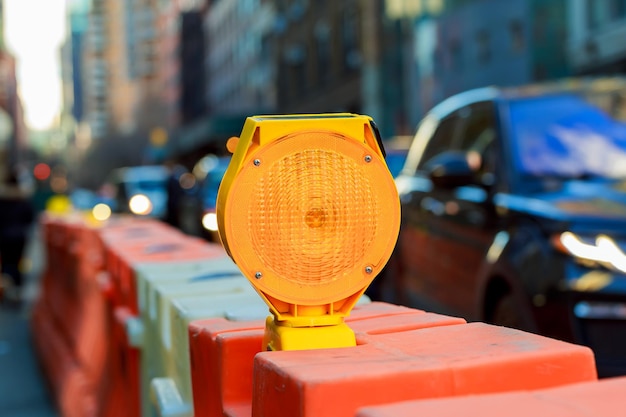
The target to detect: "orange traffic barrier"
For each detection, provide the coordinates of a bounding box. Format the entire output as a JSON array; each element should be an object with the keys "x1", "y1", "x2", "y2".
[
  {"x1": 187, "y1": 302, "x2": 467, "y2": 417},
  {"x1": 96, "y1": 217, "x2": 228, "y2": 417},
  {"x1": 32, "y1": 216, "x2": 108, "y2": 417},
  {"x1": 252, "y1": 322, "x2": 597, "y2": 417},
  {"x1": 33, "y1": 213, "x2": 607, "y2": 417},
  {"x1": 97, "y1": 219, "x2": 190, "y2": 312},
  {"x1": 101, "y1": 226, "x2": 224, "y2": 313},
  {"x1": 347, "y1": 302, "x2": 465, "y2": 333},
  {"x1": 188, "y1": 318, "x2": 265, "y2": 417},
  {"x1": 31, "y1": 296, "x2": 96, "y2": 417},
  {"x1": 55, "y1": 224, "x2": 108, "y2": 375},
  {"x1": 98, "y1": 306, "x2": 142, "y2": 417},
  {"x1": 356, "y1": 376, "x2": 626, "y2": 417}
]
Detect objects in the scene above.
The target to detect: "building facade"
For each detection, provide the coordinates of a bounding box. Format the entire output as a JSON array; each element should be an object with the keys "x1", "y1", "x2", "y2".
[
  {"x1": 273, "y1": 0, "x2": 363, "y2": 115},
  {"x1": 568, "y1": 0, "x2": 626, "y2": 74},
  {"x1": 155, "y1": 0, "x2": 181, "y2": 129},
  {"x1": 179, "y1": 7, "x2": 206, "y2": 124},
  {"x1": 407, "y1": 0, "x2": 569, "y2": 127},
  {"x1": 0, "y1": 0, "x2": 25, "y2": 170},
  {"x1": 76, "y1": 0, "x2": 210, "y2": 137},
  {"x1": 66, "y1": 0, "x2": 90, "y2": 125},
  {"x1": 205, "y1": 0, "x2": 276, "y2": 115},
  {"x1": 81, "y1": 0, "x2": 110, "y2": 140},
  {"x1": 269, "y1": 0, "x2": 403, "y2": 139}
]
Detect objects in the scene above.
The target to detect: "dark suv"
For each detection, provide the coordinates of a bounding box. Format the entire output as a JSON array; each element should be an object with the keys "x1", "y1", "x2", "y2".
[{"x1": 373, "y1": 78, "x2": 626, "y2": 377}]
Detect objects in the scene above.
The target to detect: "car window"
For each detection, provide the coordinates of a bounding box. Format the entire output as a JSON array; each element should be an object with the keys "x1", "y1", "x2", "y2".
[
  {"x1": 456, "y1": 102, "x2": 498, "y2": 184},
  {"x1": 509, "y1": 94, "x2": 626, "y2": 179},
  {"x1": 456, "y1": 103, "x2": 495, "y2": 152},
  {"x1": 416, "y1": 114, "x2": 462, "y2": 170}
]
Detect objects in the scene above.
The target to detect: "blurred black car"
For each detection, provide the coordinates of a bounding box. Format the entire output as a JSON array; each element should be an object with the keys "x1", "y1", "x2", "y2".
[
  {"x1": 373, "y1": 78, "x2": 626, "y2": 377},
  {"x1": 107, "y1": 165, "x2": 169, "y2": 219},
  {"x1": 178, "y1": 154, "x2": 230, "y2": 242}
]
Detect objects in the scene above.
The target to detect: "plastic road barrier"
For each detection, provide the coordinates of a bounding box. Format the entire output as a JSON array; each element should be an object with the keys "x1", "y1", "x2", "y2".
[
  {"x1": 32, "y1": 211, "x2": 608, "y2": 417},
  {"x1": 251, "y1": 322, "x2": 596, "y2": 417},
  {"x1": 356, "y1": 376, "x2": 626, "y2": 417}
]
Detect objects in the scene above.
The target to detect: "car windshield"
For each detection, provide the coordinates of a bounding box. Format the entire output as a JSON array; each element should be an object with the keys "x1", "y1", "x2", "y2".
[{"x1": 509, "y1": 93, "x2": 626, "y2": 180}]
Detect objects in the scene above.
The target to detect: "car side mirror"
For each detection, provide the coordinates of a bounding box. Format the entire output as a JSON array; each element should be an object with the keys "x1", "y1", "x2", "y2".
[{"x1": 425, "y1": 151, "x2": 474, "y2": 189}]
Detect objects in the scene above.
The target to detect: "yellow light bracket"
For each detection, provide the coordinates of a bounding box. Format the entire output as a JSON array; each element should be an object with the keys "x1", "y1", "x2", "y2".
[{"x1": 217, "y1": 114, "x2": 400, "y2": 351}]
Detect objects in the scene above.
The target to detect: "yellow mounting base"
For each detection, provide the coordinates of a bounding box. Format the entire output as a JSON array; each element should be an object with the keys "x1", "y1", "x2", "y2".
[{"x1": 262, "y1": 316, "x2": 356, "y2": 351}]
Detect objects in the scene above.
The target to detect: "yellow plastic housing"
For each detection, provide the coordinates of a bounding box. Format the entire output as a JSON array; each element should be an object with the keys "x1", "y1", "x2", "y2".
[
  {"x1": 262, "y1": 316, "x2": 356, "y2": 351},
  {"x1": 217, "y1": 114, "x2": 400, "y2": 328}
]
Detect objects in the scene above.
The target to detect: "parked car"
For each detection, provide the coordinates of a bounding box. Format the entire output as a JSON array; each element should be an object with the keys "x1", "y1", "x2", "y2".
[
  {"x1": 107, "y1": 165, "x2": 169, "y2": 219},
  {"x1": 70, "y1": 188, "x2": 104, "y2": 211},
  {"x1": 384, "y1": 136, "x2": 411, "y2": 178},
  {"x1": 178, "y1": 154, "x2": 230, "y2": 242},
  {"x1": 371, "y1": 78, "x2": 626, "y2": 377}
]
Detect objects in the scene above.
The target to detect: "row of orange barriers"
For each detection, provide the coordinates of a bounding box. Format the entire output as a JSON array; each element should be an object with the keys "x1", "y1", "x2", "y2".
[{"x1": 32, "y1": 211, "x2": 625, "y2": 417}]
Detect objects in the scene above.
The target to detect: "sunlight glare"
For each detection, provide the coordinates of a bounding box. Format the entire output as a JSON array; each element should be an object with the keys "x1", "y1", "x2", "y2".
[{"x1": 4, "y1": 0, "x2": 66, "y2": 130}]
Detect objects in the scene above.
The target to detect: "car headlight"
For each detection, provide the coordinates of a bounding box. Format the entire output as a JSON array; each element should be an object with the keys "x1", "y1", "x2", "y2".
[
  {"x1": 202, "y1": 212, "x2": 218, "y2": 231},
  {"x1": 553, "y1": 231, "x2": 626, "y2": 273},
  {"x1": 129, "y1": 194, "x2": 153, "y2": 215},
  {"x1": 92, "y1": 203, "x2": 112, "y2": 221}
]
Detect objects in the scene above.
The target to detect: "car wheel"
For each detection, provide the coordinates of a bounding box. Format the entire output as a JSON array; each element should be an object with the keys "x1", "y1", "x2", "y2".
[{"x1": 490, "y1": 292, "x2": 536, "y2": 333}]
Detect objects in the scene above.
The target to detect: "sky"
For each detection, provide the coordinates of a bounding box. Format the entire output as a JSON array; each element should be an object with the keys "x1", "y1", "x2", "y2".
[{"x1": 4, "y1": 0, "x2": 66, "y2": 131}]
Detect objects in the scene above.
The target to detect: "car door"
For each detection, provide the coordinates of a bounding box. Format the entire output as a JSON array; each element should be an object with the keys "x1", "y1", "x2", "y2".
[
  {"x1": 398, "y1": 101, "x2": 501, "y2": 318},
  {"x1": 395, "y1": 111, "x2": 464, "y2": 311}
]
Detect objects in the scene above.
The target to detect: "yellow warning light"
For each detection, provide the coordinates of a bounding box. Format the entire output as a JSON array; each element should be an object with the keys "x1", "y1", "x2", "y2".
[{"x1": 217, "y1": 114, "x2": 400, "y2": 351}]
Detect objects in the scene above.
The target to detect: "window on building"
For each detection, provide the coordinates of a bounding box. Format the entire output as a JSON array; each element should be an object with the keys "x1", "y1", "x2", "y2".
[
  {"x1": 449, "y1": 39, "x2": 462, "y2": 72},
  {"x1": 509, "y1": 20, "x2": 524, "y2": 53},
  {"x1": 610, "y1": 0, "x2": 626, "y2": 19},
  {"x1": 260, "y1": 34, "x2": 272, "y2": 65},
  {"x1": 288, "y1": 0, "x2": 308, "y2": 21},
  {"x1": 284, "y1": 44, "x2": 307, "y2": 98},
  {"x1": 476, "y1": 30, "x2": 491, "y2": 64},
  {"x1": 278, "y1": 63, "x2": 289, "y2": 105},
  {"x1": 315, "y1": 21, "x2": 331, "y2": 85},
  {"x1": 341, "y1": 8, "x2": 360, "y2": 73},
  {"x1": 533, "y1": 63, "x2": 547, "y2": 81},
  {"x1": 586, "y1": 0, "x2": 626, "y2": 29},
  {"x1": 292, "y1": 61, "x2": 306, "y2": 96},
  {"x1": 587, "y1": 0, "x2": 603, "y2": 29}
]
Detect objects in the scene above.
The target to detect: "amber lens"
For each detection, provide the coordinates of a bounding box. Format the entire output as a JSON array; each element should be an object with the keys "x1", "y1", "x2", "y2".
[{"x1": 223, "y1": 130, "x2": 399, "y2": 304}]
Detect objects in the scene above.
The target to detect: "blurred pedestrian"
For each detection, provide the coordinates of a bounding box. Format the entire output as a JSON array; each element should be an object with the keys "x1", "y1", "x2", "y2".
[{"x1": 0, "y1": 167, "x2": 35, "y2": 303}]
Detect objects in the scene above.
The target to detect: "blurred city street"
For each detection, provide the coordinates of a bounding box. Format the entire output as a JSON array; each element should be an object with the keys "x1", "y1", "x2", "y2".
[
  {"x1": 0, "y1": 224, "x2": 58, "y2": 417},
  {"x1": 1, "y1": 0, "x2": 626, "y2": 415}
]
